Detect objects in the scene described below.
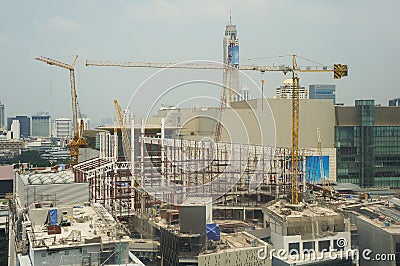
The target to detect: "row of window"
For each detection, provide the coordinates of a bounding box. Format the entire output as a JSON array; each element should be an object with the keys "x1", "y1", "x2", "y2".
[{"x1": 288, "y1": 239, "x2": 345, "y2": 255}]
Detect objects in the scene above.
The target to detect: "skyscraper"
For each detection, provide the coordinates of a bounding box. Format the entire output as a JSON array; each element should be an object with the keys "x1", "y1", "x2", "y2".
[
  {"x1": 0, "y1": 100, "x2": 4, "y2": 129},
  {"x1": 7, "y1": 116, "x2": 30, "y2": 138},
  {"x1": 276, "y1": 79, "x2": 309, "y2": 99},
  {"x1": 31, "y1": 113, "x2": 51, "y2": 137},
  {"x1": 222, "y1": 17, "x2": 240, "y2": 104},
  {"x1": 389, "y1": 98, "x2": 400, "y2": 106},
  {"x1": 309, "y1": 84, "x2": 336, "y2": 104},
  {"x1": 10, "y1": 120, "x2": 20, "y2": 139},
  {"x1": 335, "y1": 99, "x2": 400, "y2": 188},
  {"x1": 55, "y1": 118, "x2": 72, "y2": 138}
]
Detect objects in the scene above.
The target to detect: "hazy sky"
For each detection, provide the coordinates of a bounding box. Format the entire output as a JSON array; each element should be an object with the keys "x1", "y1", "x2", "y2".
[{"x1": 1, "y1": 0, "x2": 399, "y2": 125}]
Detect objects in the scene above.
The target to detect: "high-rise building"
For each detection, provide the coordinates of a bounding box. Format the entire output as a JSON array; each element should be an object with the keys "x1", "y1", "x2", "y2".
[
  {"x1": 55, "y1": 118, "x2": 72, "y2": 138},
  {"x1": 0, "y1": 100, "x2": 4, "y2": 129},
  {"x1": 123, "y1": 108, "x2": 134, "y2": 125},
  {"x1": 7, "y1": 116, "x2": 30, "y2": 138},
  {"x1": 10, "y1": 120, "x2": 20, "y2": 139},
  {"x1": 31, "y1": 113, "x2": 51, "y2": 137},
  {"x1": 389, "y1": 98, "x2": 400, "y2": 106},
  {"x1": 309, "y1": 84, "x2": 336, "y2": 104},
  {"x1": 335, "y1": 99, "x2": 400, "y2": 188},
  {"x1": 276, "y1": 79, "x2": 309, "y2": 99},
  {"x1": 238, "y1": 87, "x2": 251, "y2": 101},
  {"x1": 79, "y1": 117, "x2": 90, "y2": 131},
  {"x1": 222, "y1": 18, "x2": 240, "y2": 104}
]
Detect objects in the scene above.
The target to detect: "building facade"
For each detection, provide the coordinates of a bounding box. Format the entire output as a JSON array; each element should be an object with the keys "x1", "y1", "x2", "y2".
[
  {"x1": 309, "y1": 84, "x2": 336, "y2": 104},
  {"x1": 335, "y1": 100, "x2": 400, "y2": 188},
  {"x1": 55, "y1": 118, "x2": 71, "y2": 138},
  {"x1": 10, "y1": 120, "x2": 20, "y2": 139},
  {"x1": 0, "y1": 100, "x2": 4, "y2": 129},
  {"x1": 276, "y1": 79, "x2": 309, "y2": 99},
  {"x1": 31, "y1": 113, "x2": 51, "y2": 137},
  {"x1": 223, "y1": 19, "x2": 240, "y2": 103},
  {"x1": 389, "y1": 98, "x2": 400, "y2": 106},
  {"x1": 7, "y1": 115, "x2": 30, "y2": 138}
]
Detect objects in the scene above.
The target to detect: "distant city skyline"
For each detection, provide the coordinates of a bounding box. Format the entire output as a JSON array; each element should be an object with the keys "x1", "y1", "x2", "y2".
[{"x1": 1, "y1": 1, "x2": 399, "y2": 122}]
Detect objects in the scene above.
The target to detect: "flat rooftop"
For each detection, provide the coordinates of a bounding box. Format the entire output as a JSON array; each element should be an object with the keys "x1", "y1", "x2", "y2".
[
  {"x1": 200, "y1": 231, "x2": 268, "y2": 256},
  {"x1": 28, "y1": 203, "x2": 129, "y2": 250},
  {"x1": 348, "y1": 200, "x2": 400, "y2": 234},
  {"x1": 266, "y1": 200, "x2": 341, "y2": 220},
  {"x1": 18, "y1": 169, "x2": 74, "y2": 185}
]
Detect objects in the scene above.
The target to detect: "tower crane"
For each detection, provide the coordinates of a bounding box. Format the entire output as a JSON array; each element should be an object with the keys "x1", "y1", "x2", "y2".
[
  {"x1": 86, "y1": 55, "x2": 348, "y2": 204},
  {"x1": 114, "y1": 99, "x2": 132, "y2": 162},
  {"x1": 35, "y1": 55, "x2": 88, "y2": 165}
]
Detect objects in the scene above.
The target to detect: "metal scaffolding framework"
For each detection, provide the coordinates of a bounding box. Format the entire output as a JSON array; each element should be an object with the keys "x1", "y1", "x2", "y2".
[{"x1": 74, "y1": 129, "x2": 314, "y2": 218}]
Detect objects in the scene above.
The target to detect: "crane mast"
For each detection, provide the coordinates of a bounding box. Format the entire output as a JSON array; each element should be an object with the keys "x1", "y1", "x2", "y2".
[
  {"x1": 291, "y1": 55, "x2": 300, "y2": 204},
  {"x1": 35, "y1": 55, "x2": 88, "y2": 165},
  {"x1": 114, "y1": 100, "x2": 132, "y2": 162}
]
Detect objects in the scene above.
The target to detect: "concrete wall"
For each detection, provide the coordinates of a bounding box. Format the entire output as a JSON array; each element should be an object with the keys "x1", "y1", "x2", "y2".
[
  {"x1": 198, "y1": 245, "x2": 272, "y2": 266},
  {"x1": 31, "y1": 242, "x2": 130, "y2": 265},
  {"x1": 356, "y1": 216, "x2": 399, "y2": 266},
  {"x1": 152, "y1": 98, "x2": 335, "y2": 149}
]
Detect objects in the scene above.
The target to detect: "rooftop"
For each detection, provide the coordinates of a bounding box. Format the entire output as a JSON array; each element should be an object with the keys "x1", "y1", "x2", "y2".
[
  {"x1": 18, "y1": 169, "x2": 74, "y2": 185},
  {"x1": 27, "y1": 203, "x2": 129, "y2": 250},
  {"x1": 266, "y1": 200, "x2": 340, "y2": 221}
]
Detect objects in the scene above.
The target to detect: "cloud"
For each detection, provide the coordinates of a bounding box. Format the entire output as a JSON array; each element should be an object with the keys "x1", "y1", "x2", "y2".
[{"x1": 37, "y1": 16, "x2": 81, "y2": 32}]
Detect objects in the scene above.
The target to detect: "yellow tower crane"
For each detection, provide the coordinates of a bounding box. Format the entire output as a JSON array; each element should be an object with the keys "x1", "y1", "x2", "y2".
[
  {"x1": 35, "y1": 55, "x2": 88, "y2": 165},
  {"x1": 114, "y1": 99, "x2": 132, "y2": 162},
  {"x1": 86, "y1": 56, "x2": 348, "y2": 204}
]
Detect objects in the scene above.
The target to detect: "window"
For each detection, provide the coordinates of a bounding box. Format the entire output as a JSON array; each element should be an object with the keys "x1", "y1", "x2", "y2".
[
  {"x1": 334, "y1": 239, "x2": 345, "y2": 251},
  {"x1": 289, "y1": 242, "x2": 300, "y2": 255},
  {"x1": 41, "y1": 253, "x2": 46, "y2": 258},
  {"x1": 303, "y1": 241, "x2": 315, "y2": 251},
  {"x1": 319, "y1": 240, "x2": 330, "y2": 252}
]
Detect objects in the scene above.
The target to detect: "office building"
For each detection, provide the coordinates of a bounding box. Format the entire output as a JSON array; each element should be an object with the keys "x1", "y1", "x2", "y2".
[
  {"x1": 10, "y1": 120, "x2": 20, "y2": 139},
  {"x1": 309, "y1": 84, "x2": 336, "y2": 104},
  {"x1": 223, "y1": 17, "x2": 240, "y2": 103},
  {"x1": 79, "y1": 117, "x2": 90, "y2": 131},
  {"x1": 276, "y1": 79, "x2": 309, "y2": 99},
  {"x1": 389, "y1": 98, "x2": 400, "y2": 106},
  {"x1": 55, "y1": 118, "x2": 71, "y2": 138},
  {"x1": 335, "y1": 99, "x2": 400, "y2": 187},
  {"x1": 0, "y1": 100, "x2": 4, "y2": 128},
  {"x1": 123, "y1": 108, "x2": 134, "y2": 126},
  {"x1": 7, "y1": 115, "x2": 30, "y2": 138},
  {"x1": 31, "y1": 113, "x2": 51, "y2": 137}
]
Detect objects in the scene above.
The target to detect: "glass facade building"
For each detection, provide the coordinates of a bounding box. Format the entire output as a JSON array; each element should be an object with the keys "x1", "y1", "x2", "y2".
[
  {"x1": 7, "y1": 115, "x2": 30, "y2": 138},
  {"x1": 335, "y1": 100, "x2": 400, "y2": 188},
  {"x1": 31, "y1": 114, "x2": 51, "y2": 137},
  {"x1": 309, "y1": 84, "x2": 336, "y2": 104}
]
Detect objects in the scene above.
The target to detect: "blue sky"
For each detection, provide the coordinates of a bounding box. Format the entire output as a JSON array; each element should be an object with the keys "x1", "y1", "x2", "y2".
[{"x1": 1, "y1": 0, "x2": 399, "y2": 125}]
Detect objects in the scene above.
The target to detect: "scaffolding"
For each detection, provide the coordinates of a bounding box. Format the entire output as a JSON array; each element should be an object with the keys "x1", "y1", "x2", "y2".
[{"x1": 74, "y1": 128, "x2": 314, "y2": 218}]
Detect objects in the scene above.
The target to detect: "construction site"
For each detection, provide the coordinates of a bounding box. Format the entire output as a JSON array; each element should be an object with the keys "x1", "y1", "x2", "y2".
[{"x1": 8, "y1": 19, "x2": 400, "y2": 266}]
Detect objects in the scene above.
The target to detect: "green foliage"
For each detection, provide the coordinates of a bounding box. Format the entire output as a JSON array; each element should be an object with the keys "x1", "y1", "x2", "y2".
[{"x1": 13, "y1": 150, "x2": 50, "y2": 167}]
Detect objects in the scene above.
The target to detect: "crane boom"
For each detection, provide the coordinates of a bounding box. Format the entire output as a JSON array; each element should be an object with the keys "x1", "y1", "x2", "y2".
[
  {"x1": 35, "y1": 55, "x2": 87, "y2": 165},
  {"x1": 85, "y1": 60, "x2": 347, "y2": 78}
]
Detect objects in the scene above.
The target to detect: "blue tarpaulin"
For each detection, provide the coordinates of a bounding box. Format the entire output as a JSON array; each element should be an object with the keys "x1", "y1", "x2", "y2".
[
  {"x1": 49, "y1": 209, "x2": 58, "y2": 225},
  {"x1": 206, "y1": 224, "x2": 220, "y2": 241}
]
